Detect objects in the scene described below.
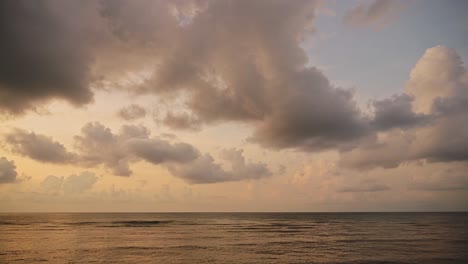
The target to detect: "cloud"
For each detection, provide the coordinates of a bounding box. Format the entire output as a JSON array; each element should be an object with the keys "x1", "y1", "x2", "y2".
[
  {"x1": 0, "y1": 1, "x2": 369, "y2": 152},
  {"x1": 4, "y1": 129, "x2": 75, "y2": 163},
  {"x1": 117, "y1": 104, "x2": 146, "y2": 121},
  {"x1": 3, "y1": 120, "x2": 271, "y2": 184},
  {"x1": 62, "y1": 172, "x2": 98, "y2": 194},
  {"x1": 339, "y1": 131, "x2": 413, "y2": 169},
  {"x1": 0, "y1": 157, "x2": 17, "y2": 184},
  {"x1": 370, "y1": 94, "x2": 430, "y2": 131},
  {"x1": 343, "y1": 0, "x2": 405, "y2": 29},
  {"x1": 340, "y1": 46, "x2": 468, "y2": 169},
  {"x1": 162, "y1": 112, "x2": 202, "y2": 131},
  {"x1": 0, "y1": 0, "x2": 179, "y2": 116},
  {"x1": 408, "y1": 162, "x2": 468, "y2": 191},
  {"x1": 288, "y1": 159, "x2": 392, "y2": 199},
  {"x1": 41, "y1": 175, "x2": 64, "y2": 193},
  {"x1": 74, "y1": 122, "x2": 142, "y2": 176},
  {"x1": 1, "y1": 1, "x2": 466, "y2": 172},
  {"x1": 406, "y1": 46, "x2": 468, "y2": 114},
  {"x1": 0, "y1": 0, "x2": 102, "y2": 115},
  {"x1": 409, "y1": 178, "x2": 468, "y2": 192},
  {"x1": 41, "y1": 171, "x2": 98, "y2": 194},
  {"x1": 128, "y1": 138, "x2": 199, "y2": 165},
  {"x1": 73, "y1": 122, "x2": 199, "y2": 176},
  {"x1": 127, "y1": 1, "x2": 370, "y2": 151},
  {"x1": 168, "y1": 154, "x2": 231, "y2": 184},
  {"x1": 219, "y1": 148, "x2": 272, "y2": 180},
  {"x1": 74, "y1": 122, "x2": 271, "y2": 183},
  {"x1": 338, "y1": 181, "x2": 390, "y2": 193},
  {"x1": 251, "y1": 78, "x2": 369, "y2": 151},
  {"x1": 168, "y1": 148, "x2": 272, "y2": 184}
]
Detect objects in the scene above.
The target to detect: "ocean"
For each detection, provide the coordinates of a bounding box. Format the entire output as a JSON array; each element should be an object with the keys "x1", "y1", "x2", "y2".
[{"x1": 0, "y1": 213, "x2": 467, "y2": 263}]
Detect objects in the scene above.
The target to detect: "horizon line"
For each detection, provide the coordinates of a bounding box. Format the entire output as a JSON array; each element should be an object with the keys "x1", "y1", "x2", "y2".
[{"x1": 1, "y1": 211, "x2": 467, "y2": 214}]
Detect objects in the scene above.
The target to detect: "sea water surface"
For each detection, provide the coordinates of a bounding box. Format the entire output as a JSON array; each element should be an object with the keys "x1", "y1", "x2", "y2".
[{"x1": 0, "y1": 213, "x2": 467, "y2": 263}]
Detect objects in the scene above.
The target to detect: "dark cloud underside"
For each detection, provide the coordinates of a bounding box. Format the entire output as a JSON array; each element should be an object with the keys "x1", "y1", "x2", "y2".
[
  {"x1": 0, "y1": 157, "x2": 17, "y2": 184},
  {"x1": 0, "y1": 0, "x2": 96, "y2": 115}
]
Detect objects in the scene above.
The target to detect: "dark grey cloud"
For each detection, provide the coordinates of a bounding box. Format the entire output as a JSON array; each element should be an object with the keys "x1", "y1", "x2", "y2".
[
  {"x1": 343, "y1": 0, "x2": 405, "y2": 29},
  {"x1": 127, "y1": 1, "x2": 370, "y2": 151},
  {"x1": 128, "y1": 139, "x2": 199, "y2": 165},
  {"x1": 433, "y1": 95, "x2": 468, "y2": 116},
  {"x1": 251, "y1": 75, "x2": 369, "y2": 151},
  {"x1": 0, "y1": 0, "x2": 100, "y2": 115},
  {"x1": 4, "y1": 129, "x2": 75, "y2": 163},
  {"x1": 0, "y1": 0, "x2": 370, "y2": 152},
  {"x1": 371, "y1": 94, "x2": 430, "y2": 131},
  {"x1": 0, "y1": 0, "x2": 176, "y2": 115},
  {"x1": 0, "y1": 157, "x2": 17, "y2": 184},
  {"x1": 117, "y1": 104, "x2": 147, "y2": 121}
]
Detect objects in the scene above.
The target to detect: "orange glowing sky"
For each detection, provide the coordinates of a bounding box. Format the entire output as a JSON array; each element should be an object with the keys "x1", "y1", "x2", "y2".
[{"x1": 1, "y1": 0, "x2": 467, "y2": 212}]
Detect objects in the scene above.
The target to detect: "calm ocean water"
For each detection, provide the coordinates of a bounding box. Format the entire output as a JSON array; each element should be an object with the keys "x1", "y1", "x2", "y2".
[{"x1": 0, "y1": 213, "x2": 467, "y2": 263}]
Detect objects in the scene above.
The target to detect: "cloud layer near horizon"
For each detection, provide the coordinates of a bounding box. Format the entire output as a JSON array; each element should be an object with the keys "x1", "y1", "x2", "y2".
[
  {"x1": 2, "y1": 122, "x2": 272, "y2": 184},
  {"x1": 41, "y1": 171, "x2": 98, "y2": 194}
]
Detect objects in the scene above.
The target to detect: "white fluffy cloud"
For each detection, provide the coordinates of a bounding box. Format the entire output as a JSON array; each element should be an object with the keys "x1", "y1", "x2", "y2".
[
  {"x1": 341, "y1": 46, "x2": 468, "y2": 169},
  {"x1": 406, "y1": 46, "x2": 468, "y2": 114}
]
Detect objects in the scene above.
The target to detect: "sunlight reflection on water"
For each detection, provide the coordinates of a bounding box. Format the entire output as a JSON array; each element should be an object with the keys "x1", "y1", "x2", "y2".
[{"x1": 1, "y1": 213, "x2": 467, "y2": 263}]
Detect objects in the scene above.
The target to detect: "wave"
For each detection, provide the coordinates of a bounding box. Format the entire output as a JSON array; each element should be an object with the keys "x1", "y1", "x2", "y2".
[
  {"x1": 335, "y1": 238, "x2": 442, "y2": 243},
  {"x1": 68, "y1": 221, "x2": 101, "y2": 226},
  {"x1": 0, "y1": 221, "x2": 30, "y2": 226},
  {"x1": 110, "y1": 246, "x2": 162, "y2": 251},
  {"x1": 111, "y1": 220, "x2": 172, "y2": 227},
  {"x1": 66, "y1": 220, "x2": 173, "y2": 227}
]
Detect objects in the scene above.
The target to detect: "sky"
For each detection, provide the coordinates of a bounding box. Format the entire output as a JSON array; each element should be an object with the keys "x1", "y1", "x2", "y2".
[{"x1": 1, "y1": 0, "x2": 467, "y2": 212}]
